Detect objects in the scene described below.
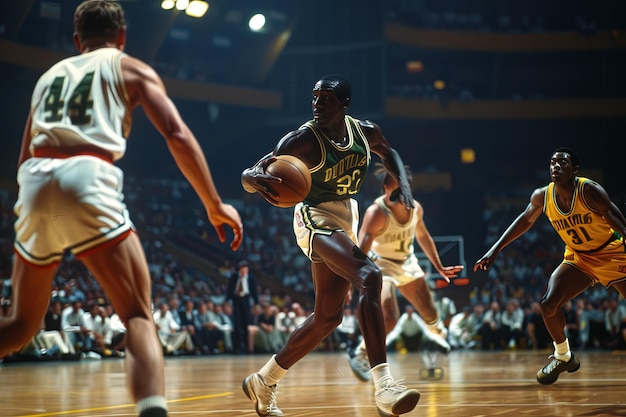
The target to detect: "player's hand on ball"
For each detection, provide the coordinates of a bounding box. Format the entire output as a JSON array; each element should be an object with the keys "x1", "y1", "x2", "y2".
[{"x1": 242, "y1": 156, "x2": 282, "y2": 198}]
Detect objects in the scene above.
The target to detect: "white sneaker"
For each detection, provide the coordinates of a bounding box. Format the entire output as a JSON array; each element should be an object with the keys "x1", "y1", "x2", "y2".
[
  {"x1": 242, "y1": 373, "x2": 284, "y2": 416},
  {"x1": 348, "y1": 352, "x2": 371, "y2": 382},
  {"x1": 422, "y1": 329, "x2": 451, "y2": 354},
  {"x1": 375, "y1": 379, "x2": 421, "y2": 417}
]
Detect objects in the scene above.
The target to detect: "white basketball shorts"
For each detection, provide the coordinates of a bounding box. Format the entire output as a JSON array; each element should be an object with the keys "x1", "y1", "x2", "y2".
[
  {"x1": 13, "y1": 156, "x2": 134, "y2": 266},
  {"x1": 293, "y1": 199, "x2": 359, "y2": 263},
  {"x1": 370, "y1": 252, "x2": 425, "y2": 287}
]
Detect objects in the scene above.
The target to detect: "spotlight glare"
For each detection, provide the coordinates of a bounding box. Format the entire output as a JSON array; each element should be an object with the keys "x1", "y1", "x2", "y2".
[
  {"x1": 176, "y1": 0, "x2": 189, "y2": 11},
  {"x1": 161, "y1": 0, "x2": 175, "y2": 10},
  {"x1": 186, "y1": 1, "x2": 209, "y2": 18},
  {"x1": 249, "y1": 13, "x2": 266, "y2": 32}
]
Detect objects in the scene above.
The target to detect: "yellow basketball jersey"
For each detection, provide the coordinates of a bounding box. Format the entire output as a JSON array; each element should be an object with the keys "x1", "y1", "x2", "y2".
[{"x1": 544, "y1": 177, "x2": 617, "y2": 252}]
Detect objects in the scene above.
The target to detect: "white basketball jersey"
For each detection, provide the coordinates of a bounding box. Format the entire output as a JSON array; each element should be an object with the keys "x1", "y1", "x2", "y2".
[
  {"x1": 29, "y1": 48, "x2": 131, "y2": 161},
  {"x1": 370, "y1": 196, "x2": 418, "y2": 261}
]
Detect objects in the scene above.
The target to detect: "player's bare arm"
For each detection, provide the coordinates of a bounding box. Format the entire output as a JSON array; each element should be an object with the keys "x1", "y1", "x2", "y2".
[
  {"x1": 361, "y1": 120, "x2": 414, "y2": 209},
  {"x1": 611, "y1": 201, "x2": 626, "y2": 227},
  {"x1": 357, "y1": 204, "x2": 388, "y2": 254},
  {"x1": 122, "y1": 56, "x2": 243, "y2": 250},
  {"x1": 414, "y1": 203, "x2": 463, "y2": 280},
  {"x1": 582, "y1": 180, "x2": 626, "y2": 237},
  {"x1": 474, "y1": 187, "x2": 546, "y2": 271}
]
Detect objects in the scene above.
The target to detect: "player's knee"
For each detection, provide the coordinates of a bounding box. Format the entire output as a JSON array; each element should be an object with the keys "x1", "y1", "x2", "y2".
[
  {"x1": 326, "y1": 311, "x2": 345, "y2": 332},
  {"x1": 539, "y1": 296, "x2": 559, "y2": 317},
  {"x1": 360, "y1": 267, "x2": 382, "y2": 301},
  {"x1": 352, "y1": 244, "x2": 369, "y2": 260},
  {"x1": 350, "y1": 245, "x2": 382, "y2": 299},
  {"x1": 312, "y1": 309, "x2": 343, "y2": 336}
]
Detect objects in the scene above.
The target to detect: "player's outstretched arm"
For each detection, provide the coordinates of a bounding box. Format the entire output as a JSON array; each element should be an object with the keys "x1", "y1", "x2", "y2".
[
  {"x1": 121, "y1": 55, "x2": 243, "y2": 250},
  {"x1": 474, "y1": 187, "x2": 545, "y2": 272},
  {"x1": 414, "y1": 203, "x2": 463, "y2": 282}
]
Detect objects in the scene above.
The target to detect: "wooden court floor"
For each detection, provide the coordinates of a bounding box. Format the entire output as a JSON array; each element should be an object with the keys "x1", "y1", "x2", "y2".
[{"x1": 1, "y1": 349, "x2": 626, "y2": 417}]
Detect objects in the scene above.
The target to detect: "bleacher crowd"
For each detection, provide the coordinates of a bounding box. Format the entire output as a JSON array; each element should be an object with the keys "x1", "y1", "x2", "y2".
[{"x1": 1, "y1": 175, "x2": 625, "y2": 363}]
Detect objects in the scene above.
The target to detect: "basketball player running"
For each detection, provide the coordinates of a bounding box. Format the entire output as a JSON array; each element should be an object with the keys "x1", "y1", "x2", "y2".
[
  {"x1": 349, "y1": 165, "x2": 464, "y2": 382},
  {"x1": 0, "y1": 2, "x2": 243, "y2": 417},
  {"x1": 241, "y1": 74, "x2": 420, "y2": 417},
  {"x1": 474, "y1": 148, "x2": 626, "y2": 385}
]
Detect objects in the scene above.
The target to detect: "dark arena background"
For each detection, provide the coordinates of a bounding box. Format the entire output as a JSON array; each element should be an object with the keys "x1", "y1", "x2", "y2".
[{"x1": 0, "y1": 1, "x2": 626, "y2": 416}]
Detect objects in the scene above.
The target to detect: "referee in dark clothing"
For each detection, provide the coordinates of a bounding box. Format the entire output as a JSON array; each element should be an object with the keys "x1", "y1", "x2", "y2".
[{"x1": 226, "y1": 260, "x2": 259, "y2": 353}]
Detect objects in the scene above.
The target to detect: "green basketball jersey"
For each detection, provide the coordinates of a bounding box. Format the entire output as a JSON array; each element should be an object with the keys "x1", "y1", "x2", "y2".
[{"x1": 300, "y1": 115, "x2": 371, "y2": 206}]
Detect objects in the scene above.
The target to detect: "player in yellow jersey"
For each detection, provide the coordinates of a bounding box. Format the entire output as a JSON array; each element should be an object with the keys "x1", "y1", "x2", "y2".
[{"x1": 474, "y1": 147, "x2": 626, "y2": 385}]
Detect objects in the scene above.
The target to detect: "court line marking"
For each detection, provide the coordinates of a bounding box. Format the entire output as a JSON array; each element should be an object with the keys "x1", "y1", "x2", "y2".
[{"x1": 17, "y1": 392, "x2": 233, "y2": 417}]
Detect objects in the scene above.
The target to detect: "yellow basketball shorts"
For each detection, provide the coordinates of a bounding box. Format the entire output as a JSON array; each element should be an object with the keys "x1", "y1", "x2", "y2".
[{"x1": 563, "y1": 239, "x2": 626, "y2": 287}]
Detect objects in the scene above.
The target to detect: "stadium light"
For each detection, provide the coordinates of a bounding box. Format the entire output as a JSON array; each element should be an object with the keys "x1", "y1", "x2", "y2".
[
  {"x1": 161, "y1": 0, "x2": 209, "y2": 18},
  {"x1": 161, "y1": 0, "x2": 175, "y2": 10},
  {"x1": 186, "y1": 1, "x2": 209, "y2": 18},
  {"x1": 248, "y1": 14, "x2": 266, "y2": 32},
  {"x1": 175, "y1": 0, "x2": 189, "y2": 11}
]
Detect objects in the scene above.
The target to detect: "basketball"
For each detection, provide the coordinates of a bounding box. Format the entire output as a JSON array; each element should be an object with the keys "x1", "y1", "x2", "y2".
[{"x1": 265, "y1": 155, "x2": 312, "y2": 208}]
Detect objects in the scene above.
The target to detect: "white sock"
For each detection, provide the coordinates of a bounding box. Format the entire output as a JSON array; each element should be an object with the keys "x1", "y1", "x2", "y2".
[
  {"x1": 354, "y1": 339, "x2": 367, "y2": 357},
  {"x1": 258, "y1": 355, "x2": 288, "y2": 386},
  {"x1": 136, "y1": 396, "x2": 167, "y2": 415},
  {"x1": 553, "y1": 339, "x2": 571, "y2": 361},
  {"x1": 371, "y1": 363, "x2": 392, "y2": 390}
]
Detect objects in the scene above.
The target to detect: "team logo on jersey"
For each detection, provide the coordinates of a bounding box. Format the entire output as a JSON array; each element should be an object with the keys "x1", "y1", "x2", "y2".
[
  {"x1": 550, "y1": 212, "x2": 593, "y2": 232},
  {"x1": 618, "y1": 265, "x2": 626, "y2": 274},
  {"x1": 565, "y1": 254, "x2": 575, "y2": 261},
  {"x1": 295, "y1": 211, "x2": 304, "y2": 228},
  {"x1": 323, "y1": 154, "x2": 367, "y2": 182}
]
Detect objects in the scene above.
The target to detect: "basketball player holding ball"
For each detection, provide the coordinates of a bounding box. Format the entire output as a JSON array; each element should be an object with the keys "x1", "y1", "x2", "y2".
[{"x1": 241, "y1": 74, "x2": 420, "y2": 417}]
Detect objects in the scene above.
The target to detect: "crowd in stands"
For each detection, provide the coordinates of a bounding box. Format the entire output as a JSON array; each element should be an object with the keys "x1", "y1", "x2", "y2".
[
  {"x1": 384, "y1": 0, "x2": 612, "y2": 33},
  {"x1": 1, "y1": 174, "x2": 625, "y2": 363}
]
